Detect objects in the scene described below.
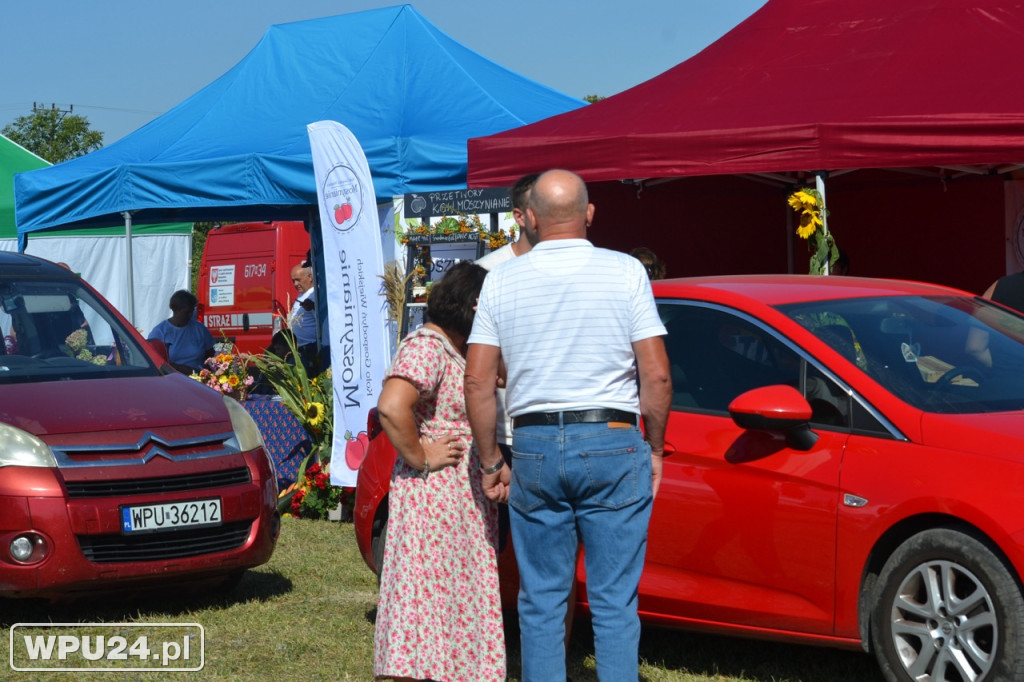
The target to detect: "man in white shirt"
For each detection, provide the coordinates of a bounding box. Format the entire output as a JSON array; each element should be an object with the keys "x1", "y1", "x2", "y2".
[
  {"x1": 476, "y1": 173, "x2": 539, "y2": 272},
  {"x1": 289, "y1": 262, "x2": 317, "y2": 348},
  {"x1": 475, "y1": 173, "x2": 539, "y2": 456},
  {"x1": 466, "y1": 169, "x2": 671, "y2": 682},
  {"x1": 476, "y1": 172, "x2": 588, "y2": 648}
]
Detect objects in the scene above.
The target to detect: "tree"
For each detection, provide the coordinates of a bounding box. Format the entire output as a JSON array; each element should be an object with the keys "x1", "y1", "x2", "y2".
[
  {"x1": 191, "y1": 222, "x2": 217, "y2": 292},
  {"x1": 583, "y1": 94, "x2": 606, "y2": 104},
  {"x1": 2, "y1": 107, "x2": 103, "y2": 163}
]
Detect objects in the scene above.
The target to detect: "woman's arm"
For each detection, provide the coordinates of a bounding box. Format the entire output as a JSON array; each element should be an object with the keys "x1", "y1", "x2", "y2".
[{"x1": 377, "y1": 376, "x2": 464, "y2": 474}]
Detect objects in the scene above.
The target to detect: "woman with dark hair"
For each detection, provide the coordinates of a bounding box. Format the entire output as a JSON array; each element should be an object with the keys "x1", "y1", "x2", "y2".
[
  {"x1": 373, "y1": 261, "x2": 504, "y2": 682},
  {"x1": 147, "y1": 289, "x2": 215, "y2": 374},
  {"x1": 629, "y1": 246, "x2": 667, "y2": 280}
]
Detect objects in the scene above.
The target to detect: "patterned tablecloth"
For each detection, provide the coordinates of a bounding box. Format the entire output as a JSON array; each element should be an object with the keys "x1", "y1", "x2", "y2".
[{"x1": 241, "y1": 396, "x2": 310, "y2": 488}]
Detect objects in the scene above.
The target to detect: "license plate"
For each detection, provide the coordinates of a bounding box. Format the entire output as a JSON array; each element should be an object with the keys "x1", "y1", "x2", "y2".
[{"x1": 120, "y1": 499, "x2": 222, "y2": 533}]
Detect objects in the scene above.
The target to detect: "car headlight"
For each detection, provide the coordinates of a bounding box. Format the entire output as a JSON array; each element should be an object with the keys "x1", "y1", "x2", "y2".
[
  {"x1": 222, "y1": 396, "x2": 266, "y2": 453},
  {"x1": 222, "y1": 397, "x2": 277, "y2": 500},
  {"x1": 0, "y1": 423, "x2": 57, "y2": 468}
]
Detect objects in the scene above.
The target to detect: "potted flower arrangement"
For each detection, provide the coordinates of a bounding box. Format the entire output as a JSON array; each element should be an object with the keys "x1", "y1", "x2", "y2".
[{"x1": 249, "y1": 331, "x2": 353, "y2": 520}]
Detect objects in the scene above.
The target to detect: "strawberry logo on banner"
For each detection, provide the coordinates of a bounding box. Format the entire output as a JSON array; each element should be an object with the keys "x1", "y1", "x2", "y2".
[
  {"x1": 308, "y1": 120, "x2": 389, "y2": 487},
  {"x1": 322, "y1": 163, "x2": 364, "y2": 233}
]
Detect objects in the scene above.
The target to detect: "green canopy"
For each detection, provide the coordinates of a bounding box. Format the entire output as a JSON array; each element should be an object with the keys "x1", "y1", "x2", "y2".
[{"x1": 0, "y1": 134, "x2": 47, "y2": 238}]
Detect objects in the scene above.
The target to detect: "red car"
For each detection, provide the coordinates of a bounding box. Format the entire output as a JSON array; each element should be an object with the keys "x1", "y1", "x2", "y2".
[
  {"x1": 0, "y1": 253, "x2": 280, "y2": 600},
  {"x1": 356, "y1": 274, "x2": 1024, "y2": 682}
]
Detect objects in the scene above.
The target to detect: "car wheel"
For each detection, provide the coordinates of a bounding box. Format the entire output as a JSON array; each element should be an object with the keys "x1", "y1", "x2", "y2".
[
  {"x1": 371, "y1": 519, "x2": 388, "y2": 580},
  {"x1": 871, "y1": 528, "x2": 1024, "y2": 682}
]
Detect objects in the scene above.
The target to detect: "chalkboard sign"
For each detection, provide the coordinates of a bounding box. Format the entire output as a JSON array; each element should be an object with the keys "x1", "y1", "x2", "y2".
[{"x1": 403, "y1": 187, "x2": 512, "y2": 219}]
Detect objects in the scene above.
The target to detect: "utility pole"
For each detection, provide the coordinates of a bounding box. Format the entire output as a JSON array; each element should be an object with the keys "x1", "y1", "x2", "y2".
[{"x1": 33, "y1": 102, "x2": 74, "y2": 121}]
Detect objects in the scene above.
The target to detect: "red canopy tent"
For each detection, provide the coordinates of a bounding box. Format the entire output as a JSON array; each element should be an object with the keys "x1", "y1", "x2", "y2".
[{"x1": 467, "y1": 0, "x2": 1024, "y2": 292}]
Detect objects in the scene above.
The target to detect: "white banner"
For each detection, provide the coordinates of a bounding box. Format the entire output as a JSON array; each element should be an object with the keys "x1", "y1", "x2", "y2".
[{"x1": 308, "y1": 121, "x2": 389, "y2": 487}]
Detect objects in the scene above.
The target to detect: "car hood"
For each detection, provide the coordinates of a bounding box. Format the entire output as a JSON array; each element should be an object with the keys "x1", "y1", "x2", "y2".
[
  {"x1": 0, "y1": 374, "x2": 229, "y2": 437},
  {"x1": 920, "y1": 411, "x2": 1024, "y2": 461}
]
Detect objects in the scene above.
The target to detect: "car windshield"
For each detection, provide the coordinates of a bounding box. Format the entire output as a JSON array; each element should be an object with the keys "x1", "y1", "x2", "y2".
[
  {"x1": 0, "y1": 277, "x2": 158, "y2": 384},
  {"x1": 777, "y1": 295, "x2": 1024, "y2": 414}
]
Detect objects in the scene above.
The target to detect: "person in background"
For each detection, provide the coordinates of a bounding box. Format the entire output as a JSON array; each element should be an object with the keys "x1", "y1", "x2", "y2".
[
  {"x1": 968, "y1": 267, "x2": 1024, "y2": 367},
  {"x1": 466, "y1": 169, "x2": 672, "y2": 681},
  {"x1": 983, "y1": 270, "x2": 1024, "y2": 314},
  {"x1": 289, "y1": 262, "x2": 317, "y2": 347},
  {"x1": 477, "y1": 173, "x2": 540, "y2": 270},
  {"x1": 832, "y1": 247, "x2": 850, "y2": 276},
  {"x1": 289, "y1": 260, "x2": 322, "y2": 371},
  {"x1": 373, "y1": 261, "x2": 504, "y2": 682},
  {"x1": 629, "y1": 246, "x2": 666, "y2": 280},
  {"x1": 148, "y1": 289, "x2": 215, "y2": 374},
  {"x1": 475, "y1": 174, "x2": 539, "y2": 509}
]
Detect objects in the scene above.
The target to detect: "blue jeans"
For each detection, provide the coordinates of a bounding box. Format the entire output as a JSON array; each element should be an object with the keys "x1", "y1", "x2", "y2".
[{"x1": 509, "y1": 420, "x2": 652, "y2": 682}]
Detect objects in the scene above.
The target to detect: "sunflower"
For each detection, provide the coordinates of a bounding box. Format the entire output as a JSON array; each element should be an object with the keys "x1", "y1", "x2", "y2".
[
  {"x1": 228, "y1": 375, "x2": 240, "y2": 387},
  {"x1": 305, "y1": 402, "x2": 326, "y2": 427},
  {"x1": 787, "y1": 189, "x2": 818, "y2": 212},
  {"x1": 796, "y1": 209, "x2": 823, "y2": 239}
]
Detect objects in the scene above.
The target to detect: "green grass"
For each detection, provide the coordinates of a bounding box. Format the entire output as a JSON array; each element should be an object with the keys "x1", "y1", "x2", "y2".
[{"x1": 0, "y1": 518, "x2": 882, "y2": 681}]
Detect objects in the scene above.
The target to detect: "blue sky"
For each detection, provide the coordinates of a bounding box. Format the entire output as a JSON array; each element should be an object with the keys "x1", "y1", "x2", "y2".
[{"x1": 1, "y1": 1, "x2": 767, "y2": 145}]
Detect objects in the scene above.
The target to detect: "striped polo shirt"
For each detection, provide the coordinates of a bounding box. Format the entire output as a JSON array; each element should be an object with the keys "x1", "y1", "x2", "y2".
[{"x1": 468, "y1": 238, "x2": 666, "y2": 418}]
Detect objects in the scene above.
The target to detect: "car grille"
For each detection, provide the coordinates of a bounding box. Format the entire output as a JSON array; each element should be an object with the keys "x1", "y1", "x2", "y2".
[
  {"x1": 77, "y1": 521, "x2": 253, "y2": 563},
  {"x1": 64, "y1": 468, "x2": 252, "y2": 498}
]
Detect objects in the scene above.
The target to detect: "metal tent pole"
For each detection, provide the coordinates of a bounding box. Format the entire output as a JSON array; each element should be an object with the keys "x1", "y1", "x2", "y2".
[
  {"x1": 815, "y1": 172, "x2": 829, "y2": 275},
  {"x1": 121, "y1": 211, "x2": 135, "y2": 325}
]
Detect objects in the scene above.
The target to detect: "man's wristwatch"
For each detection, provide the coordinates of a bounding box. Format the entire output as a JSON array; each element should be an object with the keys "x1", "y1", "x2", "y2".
[{"x1": 480, "y1": 459, "x2": 504, "y2": 475}]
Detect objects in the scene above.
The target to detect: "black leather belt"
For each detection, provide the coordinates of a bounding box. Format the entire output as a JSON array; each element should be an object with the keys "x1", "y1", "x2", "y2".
[{"x1": 512, "y1": 409, "x2": 638, "y2": 428}]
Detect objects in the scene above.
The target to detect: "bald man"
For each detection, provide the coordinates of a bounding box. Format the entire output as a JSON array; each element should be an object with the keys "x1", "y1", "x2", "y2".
[
  {"x1": 465, "y1": 169, "x2": 671, "y2": 681},
  {"x1": 288, "y1": 263, "x2": 316, "y2": 348}
]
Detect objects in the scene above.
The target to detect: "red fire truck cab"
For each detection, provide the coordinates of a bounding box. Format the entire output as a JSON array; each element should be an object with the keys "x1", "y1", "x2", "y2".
[{"x1": 197, "y1": 221, "x2": 311, "y2": 355}]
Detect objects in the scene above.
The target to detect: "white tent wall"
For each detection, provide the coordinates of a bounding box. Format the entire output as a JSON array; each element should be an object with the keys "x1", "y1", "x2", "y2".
[{"x1": 0, "y1": 233, "x2": 192, "y2": 337}]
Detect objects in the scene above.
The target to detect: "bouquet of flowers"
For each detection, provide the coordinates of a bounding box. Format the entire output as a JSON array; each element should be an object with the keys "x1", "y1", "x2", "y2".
[
  {"x1": 191, "y1": 350, "x2": 254, "y2": 400},
  {"x1": 65, "y1": 328, "x2": 107, "y2": 365}
]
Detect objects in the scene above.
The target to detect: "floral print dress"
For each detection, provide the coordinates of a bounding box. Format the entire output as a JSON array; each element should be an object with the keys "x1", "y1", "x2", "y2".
[{"x1": 373, "y1": 328, "x2": 504, "y2": 682}]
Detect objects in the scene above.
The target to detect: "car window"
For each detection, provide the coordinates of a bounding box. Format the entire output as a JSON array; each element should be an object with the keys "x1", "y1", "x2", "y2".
[
  {"x1": 779, "y1": 295, "x2": 1024, "y2": 414},
  {"x1": 0, "y1": 278, "x2": 158, "y2": 384},
  {"x1": 660, "y1": 302, "x2": 854, "y2": 428}
]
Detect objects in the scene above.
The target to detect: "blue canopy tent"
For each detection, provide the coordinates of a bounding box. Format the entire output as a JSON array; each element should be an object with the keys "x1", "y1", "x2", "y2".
[{"x1": 13, "y1": 4, "x2": 583, "y2": 240}]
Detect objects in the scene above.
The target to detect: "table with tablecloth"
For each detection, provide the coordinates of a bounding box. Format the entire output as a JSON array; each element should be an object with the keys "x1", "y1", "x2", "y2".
[{"x1": 241, "y1": 396, "x2": 310, "y2": 488}]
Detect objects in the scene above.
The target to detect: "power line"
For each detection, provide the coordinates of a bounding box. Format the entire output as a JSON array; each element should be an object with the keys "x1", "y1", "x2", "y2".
[
  {"x1": 0, "y1": 102, "x2": 162, "y2": 116},
  {"x1": 70, "y1": 103, "x2": 164, "y2": 116}
]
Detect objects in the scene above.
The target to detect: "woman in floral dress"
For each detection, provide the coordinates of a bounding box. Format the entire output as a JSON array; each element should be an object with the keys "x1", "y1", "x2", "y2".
[{"x1": 374, "y1": 261, "x2": 504, "y2": 682}]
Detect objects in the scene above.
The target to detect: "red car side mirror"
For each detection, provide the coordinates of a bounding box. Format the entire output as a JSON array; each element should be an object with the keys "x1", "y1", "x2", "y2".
[{"x1": 728, "y1": 385, "x2": 817, "y2": 451}]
